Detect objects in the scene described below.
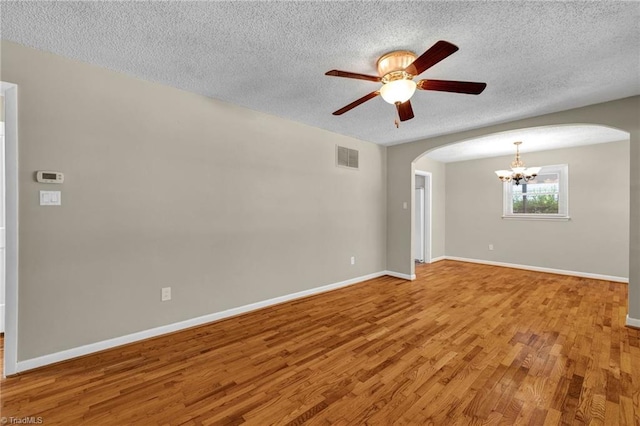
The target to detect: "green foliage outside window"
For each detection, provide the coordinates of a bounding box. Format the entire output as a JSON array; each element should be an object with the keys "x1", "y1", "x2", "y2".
[
  {"x1": 512, "y1": 194, "x2": 559, "y2": 214},
  {"x1": 503, "y1": 167, "x2": 567, "y2": 217}
]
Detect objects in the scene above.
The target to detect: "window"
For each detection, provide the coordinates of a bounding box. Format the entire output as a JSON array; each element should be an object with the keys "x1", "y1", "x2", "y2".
[{"x1": 502, "y1": 164, "x2": 569, "y2": 220}]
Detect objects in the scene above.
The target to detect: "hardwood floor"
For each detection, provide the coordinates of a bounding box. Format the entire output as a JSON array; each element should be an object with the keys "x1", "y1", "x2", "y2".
[{"x1": 1, "y1": 261, "x2": 638, "y2": 425}]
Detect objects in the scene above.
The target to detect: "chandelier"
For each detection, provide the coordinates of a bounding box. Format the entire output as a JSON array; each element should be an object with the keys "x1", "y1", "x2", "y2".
[{"x1": 494, "y1": 142, "x2": 541, "y2": 185}]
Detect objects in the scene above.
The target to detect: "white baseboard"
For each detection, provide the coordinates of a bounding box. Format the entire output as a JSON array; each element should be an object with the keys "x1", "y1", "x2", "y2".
[
  {"x1": 626, "y1": 315, "x2": 640, "y2": 329},
  {"x1": 385, "y1": 270, "x2": 416, "y2": 280},
  {"x1": 429, "y1": 256, "x2": 446, "y2": 263},
  {"x1": 16, "y1": 260, "x2": 625, "y2": 373},
  {"x1": 0, "y1": 303, "x2": 4, "y2": 334},
  {"x1": 444, "y1": 256, "x2": 629, "y2": 283},
  {"x1": 16, "y1": 270, "x2": 388, "y2": 374}
]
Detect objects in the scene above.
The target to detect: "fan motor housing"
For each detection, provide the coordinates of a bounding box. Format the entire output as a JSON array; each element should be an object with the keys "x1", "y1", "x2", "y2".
[{"x1": 376, "y1": 50, "x2": 417, "y2": 77}]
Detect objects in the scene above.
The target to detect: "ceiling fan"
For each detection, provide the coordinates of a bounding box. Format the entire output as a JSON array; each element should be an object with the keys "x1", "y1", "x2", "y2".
[{"x1": 325, "y1": 40, "x2": 487, "y2": 125}]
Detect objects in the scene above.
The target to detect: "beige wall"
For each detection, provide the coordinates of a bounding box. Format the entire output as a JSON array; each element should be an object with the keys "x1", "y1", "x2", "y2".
[
  {"x1": 1, "y1": 41, "x2": 387, "y2": 361},
  {"x1": 386, "y1": 96, "x2": 640, "y2": 322},
  {"x1": 2, "y1": 39, "x2": 639, "y2": 362},
  {"x1": 445, "y1": 141, "x2": 629, "y2": 277},
  {"x1": 413, "y1": 155, "x2": 445, "y2": 260}
]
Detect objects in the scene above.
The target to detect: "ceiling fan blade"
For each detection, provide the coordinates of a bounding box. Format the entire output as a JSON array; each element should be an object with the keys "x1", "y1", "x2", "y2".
[
  {"x1": 332, "y1": 91, "x2": 380, "y2": 115},
  {"x1": 396, "y1": 100, "x2": 414, "y2": 122},
  {"x1": 405, "y1": 40, "x2": 459, "y2": 76},
  {"x1": 325, "y1": 70, "x2": 381, "y2": 82},
  {"x1": 417, "y1": 79, "x2": 487, "y2": 94}
]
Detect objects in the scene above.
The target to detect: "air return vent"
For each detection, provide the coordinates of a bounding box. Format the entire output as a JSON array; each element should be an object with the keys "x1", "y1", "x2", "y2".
[{"x1": 336, "y1": 145, "x2": 359, "y2": 169}]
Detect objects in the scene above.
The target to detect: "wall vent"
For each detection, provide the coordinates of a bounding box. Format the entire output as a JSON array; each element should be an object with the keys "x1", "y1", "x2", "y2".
[{"x1": 336, "y1": 146, "x2": 359, "y2": 169}]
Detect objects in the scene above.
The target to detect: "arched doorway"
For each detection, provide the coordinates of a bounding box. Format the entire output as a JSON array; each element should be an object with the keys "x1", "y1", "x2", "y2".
[
  {"x1": 384, "y1": 97, "x2": 639, "y2": 326},
  {"x1": 410, "y1": 124, "x2": 629, "y2": 281}
]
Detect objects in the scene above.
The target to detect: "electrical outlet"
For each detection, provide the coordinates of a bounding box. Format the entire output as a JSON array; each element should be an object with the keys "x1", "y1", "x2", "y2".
[
  {"x1": 161, "y1": 287, "x2": 171, "y2": 301},
  {"x1": 350, "y1": 256, "x2": 356, "y2": 265},
  {"x1": 489, "y1": 244, "x2": 494, "y2": 251}
]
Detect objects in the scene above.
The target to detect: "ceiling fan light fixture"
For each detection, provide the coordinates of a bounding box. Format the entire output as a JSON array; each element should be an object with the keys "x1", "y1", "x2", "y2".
[
  {"x1": 380, "y1": 79, "x2": 417, "y2": 104},
  {"x1": 377, "y1": 51, "x2": 417, "y2": 76},
  {"x1": 325, "y1": 40, "x2": 486, "y2": 122}
]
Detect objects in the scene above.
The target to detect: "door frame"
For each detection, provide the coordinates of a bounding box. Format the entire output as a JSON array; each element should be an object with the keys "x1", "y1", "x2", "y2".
[
  {"x1": 2, "y1": 81, "x2": 19, "y2": 377},
  {"x1": 414, "y1": 187, "x2": 425, "y2": 262},
  {"x1": 415, "y1": 170, "x2": 432, "y2": 263}
]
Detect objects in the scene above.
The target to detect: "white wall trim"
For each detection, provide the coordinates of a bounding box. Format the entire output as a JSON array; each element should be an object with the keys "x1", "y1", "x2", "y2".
[
  {"x1": 2, "y1": 82, "x2": 19, "y2": 377},
  {"x1": 385, "y1": 271, "x2": 416, "y2": 280},
  {"x1": 445, "y1": 256, "x2": 629, "y2": 283},
  {"x1": 17, "y1": 256, "x2": 626, "y2": 373},
  {"x1": 626, "y1": 315, "x2": 640, "y2": 329},
  {"x1": 15, "y1": 270, "x2": 391, "y2": 373},
  {"x1": 430, "y1": 256, "x2": 446, "y2": 263}
]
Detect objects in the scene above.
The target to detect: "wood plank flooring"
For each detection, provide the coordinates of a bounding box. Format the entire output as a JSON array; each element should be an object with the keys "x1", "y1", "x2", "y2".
[{"x1": 1, "y1": 260, "x2": 639, "y2": 425}]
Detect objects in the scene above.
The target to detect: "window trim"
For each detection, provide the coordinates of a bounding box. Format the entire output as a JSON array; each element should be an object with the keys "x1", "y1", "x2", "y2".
[{"x1": 502, "y1": 164, "x2": 570, "y2": 220}]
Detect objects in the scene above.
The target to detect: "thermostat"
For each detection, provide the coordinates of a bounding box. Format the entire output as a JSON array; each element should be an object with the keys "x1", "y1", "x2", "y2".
[{"x1": 36, "y1": 171, "x2": 64, "y2": 184}]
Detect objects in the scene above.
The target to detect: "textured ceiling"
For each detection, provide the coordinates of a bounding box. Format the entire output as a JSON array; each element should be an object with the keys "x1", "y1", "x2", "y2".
[
  {"x1": 1, "y1": 1, "x2": 639, "y2": 147},
  {"x1": 426, "y1": 125, "x2": 629, "y2": 163}
]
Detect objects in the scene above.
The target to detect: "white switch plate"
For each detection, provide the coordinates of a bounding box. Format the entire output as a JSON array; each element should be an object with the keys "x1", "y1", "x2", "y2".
[
  {"x1": 40, "y1": 190, "x2": 61, "y2": 206},
  {"x1": 403, "y1": 202, "x2": 408, "y2": 209},
  {"x1": 489, "y1": 244, "x2": 494, "y2": 251},
  {"x1": 161, "y1": 287, "x2": 171, "y2": 301},
  {"x1": 350, "y1": 256, "x2": 356, "y2": 265}
]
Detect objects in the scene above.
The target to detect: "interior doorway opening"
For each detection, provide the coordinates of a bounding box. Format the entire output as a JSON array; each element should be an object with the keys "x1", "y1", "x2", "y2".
[{"x1": 414, "y1": 171, "x2": 431, "y2": 264}]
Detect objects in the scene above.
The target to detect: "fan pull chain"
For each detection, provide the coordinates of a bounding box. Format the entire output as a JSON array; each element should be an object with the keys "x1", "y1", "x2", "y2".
[{"x1": 394, "y1": 119, "x2": 400, "y2": 128}]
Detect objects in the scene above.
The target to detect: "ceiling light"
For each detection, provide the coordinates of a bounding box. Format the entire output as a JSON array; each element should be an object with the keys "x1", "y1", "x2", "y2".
[
  {"x1": 379, "y1": 79, "x2": 417, "y2": 104},
  {"x1": 495, "y1": 142, "x2": 541, "y2": 185}
]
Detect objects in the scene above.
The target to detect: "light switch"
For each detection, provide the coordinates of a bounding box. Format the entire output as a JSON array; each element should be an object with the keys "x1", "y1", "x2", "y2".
[{"x1": 40, "y1": 190, "x2": 61, "y2": 206}]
